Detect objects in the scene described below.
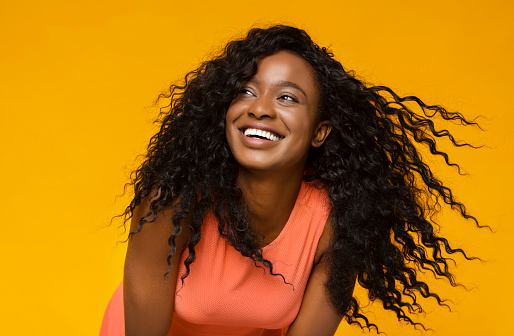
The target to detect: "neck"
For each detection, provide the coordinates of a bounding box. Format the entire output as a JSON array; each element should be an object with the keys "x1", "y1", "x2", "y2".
[{"x1": 236, "y1": 166, "x2": 305, "y2": 244}]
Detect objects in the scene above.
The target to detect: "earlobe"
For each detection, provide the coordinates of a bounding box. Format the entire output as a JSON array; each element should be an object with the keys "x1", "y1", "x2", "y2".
[{"x1": 311, "y1": 121, "x2": 332, "y2": 148}]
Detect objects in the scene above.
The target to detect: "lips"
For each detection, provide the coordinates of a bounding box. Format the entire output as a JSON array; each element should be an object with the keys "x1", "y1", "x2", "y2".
[
  {"x1": 237, "y1": 122, "x2": 284, "y2": 143},
  {"x1": 242, "y1": 128, "x2": 281, "y2": 141}
]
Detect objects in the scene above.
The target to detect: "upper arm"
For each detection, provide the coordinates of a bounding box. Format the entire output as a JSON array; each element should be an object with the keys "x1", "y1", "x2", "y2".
[
  {"x1": 286, "y1": 217, "x2": 355, "y2": 336},
  {"x1": 123, "y1": 192, "x2": 191, "y2": 336}
]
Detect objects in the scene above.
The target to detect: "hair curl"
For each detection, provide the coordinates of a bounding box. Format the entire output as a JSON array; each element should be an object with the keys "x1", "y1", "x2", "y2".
[{"x1": 120, "y1": 25, "x2": 482, "y2": 331}]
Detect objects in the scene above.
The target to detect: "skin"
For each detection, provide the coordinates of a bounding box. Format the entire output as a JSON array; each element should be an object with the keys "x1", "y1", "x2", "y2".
[
  {"x1": 124, "y1": 50, "x2": 344, "y2": 335},
  {"x1": 225, "y1": 50, "x2": 331, "y2": 245},
  {"x1": 124, "y1": 194, "x2": 192, "y2": 335}
]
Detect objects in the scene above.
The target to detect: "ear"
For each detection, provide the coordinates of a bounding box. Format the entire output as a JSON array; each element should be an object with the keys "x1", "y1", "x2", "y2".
[{"x1": 311, "y1": 120, "x2": 332, "y2": 148}]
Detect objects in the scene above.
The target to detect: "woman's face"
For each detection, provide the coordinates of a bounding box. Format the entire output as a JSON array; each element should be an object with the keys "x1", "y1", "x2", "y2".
[{"x1": 225, "y1": 50, "x2": 331, "y2": 173}]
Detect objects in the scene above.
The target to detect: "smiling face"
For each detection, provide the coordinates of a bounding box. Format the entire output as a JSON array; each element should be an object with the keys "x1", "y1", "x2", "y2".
[{"x1": 225, "y1": 50, "x2": 331, "y2": 173}]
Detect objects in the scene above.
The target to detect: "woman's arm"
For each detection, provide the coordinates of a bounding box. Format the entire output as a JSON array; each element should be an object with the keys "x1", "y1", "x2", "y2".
[
  {"x1": 286, "y1": 256, "x2": 342, "y2": 336},
  {"x1": 123, "y1": 194, "x2": 191, "y2": 336},
  {"x1": 286, "y1": 219, "x2": 355, "y2": 336}
]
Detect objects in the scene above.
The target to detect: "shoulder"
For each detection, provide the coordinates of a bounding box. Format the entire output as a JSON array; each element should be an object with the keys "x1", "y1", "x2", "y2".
[
  {"x1": 313, "y1": 214, "x2": 333, "y2": 265},
  {"x1": 127, "y1": 189, "x2": 192, "y2": 263},
  {"x1": 301, "y1": 180, "x2": 331, "y2": 212},
  {"x1": 299, "y1": 180, "x2": 332, "y2": 265}
]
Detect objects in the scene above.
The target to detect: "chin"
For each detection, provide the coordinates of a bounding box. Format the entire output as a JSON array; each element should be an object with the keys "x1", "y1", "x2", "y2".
[
  {"x1": 235, "y1": 156, "x2": 306, "y2": 175},
  {"x1": 235, "y1": 159, "x2": 277, "y2": 172}
]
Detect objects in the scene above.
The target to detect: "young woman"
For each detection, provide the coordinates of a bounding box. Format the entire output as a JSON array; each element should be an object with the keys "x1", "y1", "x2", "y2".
[{"x1": 100, "y1": 25, "x2": 480, "y2": 336}]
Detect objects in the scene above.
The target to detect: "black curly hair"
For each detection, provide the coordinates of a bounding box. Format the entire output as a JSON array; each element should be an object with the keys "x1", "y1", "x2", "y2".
[{"x1": 120, "y1": 25, "x2": 482, "y2": 331}]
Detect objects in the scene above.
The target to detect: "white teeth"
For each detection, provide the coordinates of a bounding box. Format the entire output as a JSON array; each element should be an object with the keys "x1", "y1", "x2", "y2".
[{"x1": 243, "y1": 128, "x2": 280, "y2": 141}]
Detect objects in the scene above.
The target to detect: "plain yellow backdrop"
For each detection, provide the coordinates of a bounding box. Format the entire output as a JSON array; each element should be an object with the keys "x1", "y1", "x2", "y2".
[{"x1": 1, "y1": 0, "x2": 512, "y2": 335}]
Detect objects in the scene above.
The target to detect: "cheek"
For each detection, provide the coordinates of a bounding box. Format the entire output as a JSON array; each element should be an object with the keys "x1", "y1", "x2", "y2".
[
  {"x1": 285, "y1": 116, "x2": 315, "y2": 138},
  {"x1": 224, "y1": 114, "x2": 238, "y2": 153},
  {"x1": 225, "y1": 108, "x2": 235, "y2": 134},
  {"x1": 225, "y1": 103, "x2": 242, "y2": 125}
]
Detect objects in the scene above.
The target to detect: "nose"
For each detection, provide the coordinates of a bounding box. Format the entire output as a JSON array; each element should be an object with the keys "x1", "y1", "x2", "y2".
[{"x1": 248, "y1": 94, "x2": 276, "y2": 119}]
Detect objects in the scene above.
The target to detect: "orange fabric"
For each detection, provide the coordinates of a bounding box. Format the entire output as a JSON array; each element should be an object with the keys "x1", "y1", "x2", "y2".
[
  {"x1": 99, "y1": 180, "x2": 331, "y2": 335},
  {"x1": 100, "y1": 281, "x2": 124, "y2": 336}
]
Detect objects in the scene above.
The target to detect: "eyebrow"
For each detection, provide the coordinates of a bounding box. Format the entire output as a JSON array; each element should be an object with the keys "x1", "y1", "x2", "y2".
[{"x1": 248, "y1": 78, "x2": 307, "y2": 97}]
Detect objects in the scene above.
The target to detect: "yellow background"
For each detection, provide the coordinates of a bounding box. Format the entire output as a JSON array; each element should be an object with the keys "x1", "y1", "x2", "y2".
[{"x1": 1, "y1": 0, "x2": 512, "y2": 335}]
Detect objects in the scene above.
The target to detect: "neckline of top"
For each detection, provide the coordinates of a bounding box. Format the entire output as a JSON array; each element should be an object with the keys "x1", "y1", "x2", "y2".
[{"x1": 261, "y1": 180, "x2": 309, "y2": 251}]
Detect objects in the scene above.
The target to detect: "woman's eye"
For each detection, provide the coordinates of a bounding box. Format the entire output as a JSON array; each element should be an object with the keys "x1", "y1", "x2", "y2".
[
  {"x1": 240, "y1": 89, "x2": 254, "y2": 96},
  {"x1": 279, "y1": 94, "x2": 298, "y2": 103}
]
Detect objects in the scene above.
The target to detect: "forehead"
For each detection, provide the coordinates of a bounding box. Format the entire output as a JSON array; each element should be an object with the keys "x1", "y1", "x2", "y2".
[{"x1": 252, "y1": 50, "x2": 319, "y2": 93}]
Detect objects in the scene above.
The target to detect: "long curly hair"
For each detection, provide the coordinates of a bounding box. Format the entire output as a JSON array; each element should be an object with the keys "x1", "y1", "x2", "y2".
[{"x1": 120, "y1": 25, "x2": 482, "y2": 331}]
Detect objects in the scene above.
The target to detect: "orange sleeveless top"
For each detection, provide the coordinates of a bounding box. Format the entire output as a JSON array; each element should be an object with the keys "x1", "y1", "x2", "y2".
[
  {"x1": 171, "y1": 180, "x2": 331, "y2": 335},
  {"x1": 99, "y1": 180, "x2": 331, "y2": 336}
]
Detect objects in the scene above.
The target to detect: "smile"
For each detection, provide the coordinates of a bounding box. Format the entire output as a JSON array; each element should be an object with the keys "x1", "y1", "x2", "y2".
[{"x1": 242, "y1": 128, "x2": 281, "y2": 141}]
